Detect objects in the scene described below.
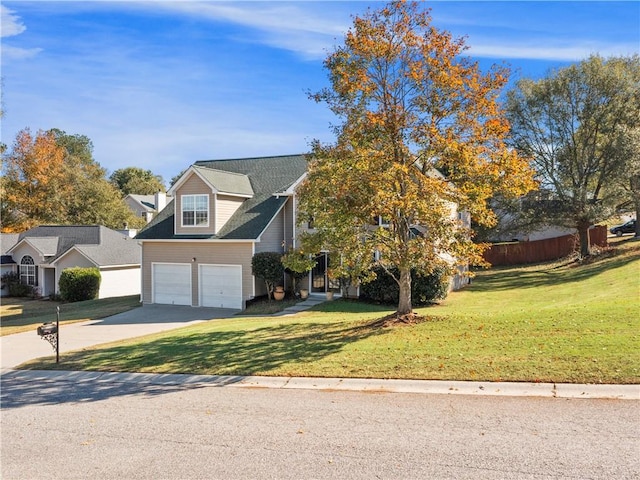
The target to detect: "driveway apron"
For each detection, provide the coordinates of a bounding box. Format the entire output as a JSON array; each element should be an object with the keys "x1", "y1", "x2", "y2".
[{"x1": 1, "y1": 304, "x2": 238, "y2": 369}]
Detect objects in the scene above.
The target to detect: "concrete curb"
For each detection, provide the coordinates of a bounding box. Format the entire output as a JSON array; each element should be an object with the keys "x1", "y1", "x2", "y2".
[{"x1": 2, "y1": 369, "x2": 638, "y2": 400}]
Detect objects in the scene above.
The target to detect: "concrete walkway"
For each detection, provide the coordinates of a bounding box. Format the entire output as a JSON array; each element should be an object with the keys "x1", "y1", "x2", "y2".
[
  {"x1": 2, "y1": 299, "x2": 638, "y2": 400},
  {"x1": 273, "y1": 294, "x2": 327, "y2": 315}
]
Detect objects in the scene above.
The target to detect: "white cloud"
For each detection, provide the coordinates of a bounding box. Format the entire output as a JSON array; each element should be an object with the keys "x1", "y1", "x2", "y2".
[
  {"x1": 468, "y1": 41, "x2": 640, "y2": 62},
  {"x1": 144, "y1": 1, "x2": 353, "y2": 59},
  {"x1": 1, "y1": 44, "x2": 43, "y2": 60},
  {"x1": 1, "y1": 5, "x2": 26, "y2": 38}
]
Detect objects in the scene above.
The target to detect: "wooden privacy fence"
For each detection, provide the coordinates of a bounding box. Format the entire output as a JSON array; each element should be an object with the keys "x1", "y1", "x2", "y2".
[{"x1": 483, "y1": 225, "x2": 608, "y2": 267}]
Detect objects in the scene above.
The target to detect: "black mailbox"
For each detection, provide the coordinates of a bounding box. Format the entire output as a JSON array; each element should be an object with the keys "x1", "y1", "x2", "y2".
[{"x1": 37, "y1": 323, "x2": 58, "y2": 336}]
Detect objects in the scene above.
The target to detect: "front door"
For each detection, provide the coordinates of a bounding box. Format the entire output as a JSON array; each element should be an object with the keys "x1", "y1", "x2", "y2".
[{"x1": 311, "y1": 253, "x2": 326, "y2": 293}]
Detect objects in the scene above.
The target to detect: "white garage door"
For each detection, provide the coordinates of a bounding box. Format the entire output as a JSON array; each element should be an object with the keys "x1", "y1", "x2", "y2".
[
  {"x1": 153, "y1": 263, "x2": 191, "y2": 306},
  {"x1": 200, "y1": 264, "x2": 242, "y2": 309}
]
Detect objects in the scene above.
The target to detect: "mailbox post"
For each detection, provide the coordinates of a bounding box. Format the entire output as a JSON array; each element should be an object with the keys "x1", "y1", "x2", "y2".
[{"x1": 37, "y1": 306, "x2": 60, "y2": 363}]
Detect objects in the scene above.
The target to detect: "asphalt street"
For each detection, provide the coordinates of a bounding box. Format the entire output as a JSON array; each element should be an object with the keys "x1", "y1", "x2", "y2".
[{"x1": 2, "y1": 372, "x2": 639, "y2": 480}]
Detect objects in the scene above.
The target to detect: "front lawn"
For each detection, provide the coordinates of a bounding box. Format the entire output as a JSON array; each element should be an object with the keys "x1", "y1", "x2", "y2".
[
  {"x1": 20, "y1": 240, "x2": 640, "y2": 384},
  {"x1": 1, "y1": 295, "x2": 141, "y2": 336}
]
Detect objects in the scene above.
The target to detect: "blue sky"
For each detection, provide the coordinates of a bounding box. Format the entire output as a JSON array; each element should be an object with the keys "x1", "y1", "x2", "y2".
[{"x1": 2, "y1": 1, "x2": 639, "y2": 185}]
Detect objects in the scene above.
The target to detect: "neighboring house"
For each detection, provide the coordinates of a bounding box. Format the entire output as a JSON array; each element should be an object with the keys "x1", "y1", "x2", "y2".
[
  {"x1": 4, "y1": 225, "x2": 141, "y2": 299},
  {"x1": 124, "y1": 192, "x2": 171, "y2": 223},
  {"x1": 1, "y1": 233, "x2": 20, "y2": 296},
  {"x1": 136, "y1": 154, "x2": 469, "y2": 310}
]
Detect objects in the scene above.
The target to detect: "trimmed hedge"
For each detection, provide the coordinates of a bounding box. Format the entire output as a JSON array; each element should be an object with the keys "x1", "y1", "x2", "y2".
[
  {"x1": 359, "y1": 266, "x2": 450, "y2": 306},
  {"x1": 59, "y1": 267, "x2": 101, "y2": 302}
]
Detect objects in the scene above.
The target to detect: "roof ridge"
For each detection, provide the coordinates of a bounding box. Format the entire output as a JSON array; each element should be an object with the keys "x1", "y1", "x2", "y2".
[
  {"x1": 195, "y1": 153, "x2": 307, "y2": 163},
  {"x1": 193, "y1": 165, "x2": 250, "y2": 177}
]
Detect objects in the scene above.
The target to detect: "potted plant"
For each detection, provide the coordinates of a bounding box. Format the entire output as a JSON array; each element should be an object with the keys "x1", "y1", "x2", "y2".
[{"x1": 273, "y1": 285, "x2": 285, "y2": 301}]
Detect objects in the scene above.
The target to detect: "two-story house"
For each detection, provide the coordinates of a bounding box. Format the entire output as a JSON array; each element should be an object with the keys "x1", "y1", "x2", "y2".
[
  {"x1": 124, "y1": 192, "x2": 171, "y2": 224},
  {"x1": 136, "y1": 153, "x2": 471, "y2": 309},
  {"x1": 136, "y1": 155, "x2": 308, "y2": 309}
]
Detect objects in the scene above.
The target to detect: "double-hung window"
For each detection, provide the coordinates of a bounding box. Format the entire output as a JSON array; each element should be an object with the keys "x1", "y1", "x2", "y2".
[
  {"x1": 20, "y1": 255, "x2": 37, "y2": 286},
  {"x1": 182, "y1": 194, "x2": 209, "y2": 227}
]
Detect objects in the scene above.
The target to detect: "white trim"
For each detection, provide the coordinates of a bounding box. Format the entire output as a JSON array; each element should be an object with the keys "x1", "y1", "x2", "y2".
[
  {"x1": 7, "y1": 238, "x2": 54, "y2": 257},
  {"x1": 251, "y1": 242, "x2": 256, "y2": 299},
  {"x1": 274, "y1": 172, "x2": 307, "y2": 196},
  {"x1": 168, "y1": 166, "x2": 199, "y2": 195},
  {"x1": 138, "y1": 239, "x2": 256, "y2": 244},
  {"x1": 98, "y1": 264, "x2": 140, "y2": 270},
  {"x1": 180, "y1": 193, "x2": 210, "y2": 228},
  {"x1": 50, "y1": 247, "x2": 99, "y2": 268}
]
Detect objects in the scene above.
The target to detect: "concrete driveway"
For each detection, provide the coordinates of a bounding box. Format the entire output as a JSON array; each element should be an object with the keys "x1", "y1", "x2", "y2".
[{"x1": 1, "y1": 304, "x2": 238, "y2": 370}]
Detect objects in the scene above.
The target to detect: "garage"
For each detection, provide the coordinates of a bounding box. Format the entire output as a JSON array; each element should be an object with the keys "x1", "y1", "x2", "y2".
[
  {"x1": 153, "y1": 263, "x2": 192, "y2": 305},
  {"x1": 199, "y1": 264, "x2": 242, "y2": 309}
]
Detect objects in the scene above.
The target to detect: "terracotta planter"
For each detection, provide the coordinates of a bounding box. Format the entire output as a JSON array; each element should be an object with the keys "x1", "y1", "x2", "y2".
[{"x1": 273, "y1": 286, "x2": 285, "y2": 301}]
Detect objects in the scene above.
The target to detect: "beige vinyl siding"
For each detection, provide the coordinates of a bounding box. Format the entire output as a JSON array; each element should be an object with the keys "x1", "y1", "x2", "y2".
[
  {"x1": 175, "y1": 173, "x2": 215, "y2": 235},
  {"x1": 141, "y1": 241, "x2": 255, "y2": 307},
  {"x1": 255, "y1": 208, "x2": 285, "y2": 254},
  {"x1": 215, "y1": 194, "x2": 244, "y2": 234}
]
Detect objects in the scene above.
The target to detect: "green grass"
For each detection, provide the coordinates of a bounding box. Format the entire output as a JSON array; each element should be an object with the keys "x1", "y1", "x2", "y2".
[
  {"x1": 0, "y1": 295, "x2": 141, "y2": 336},
  {"x1": 20, "y1": 240, "x2": 640, "y2": 384}
]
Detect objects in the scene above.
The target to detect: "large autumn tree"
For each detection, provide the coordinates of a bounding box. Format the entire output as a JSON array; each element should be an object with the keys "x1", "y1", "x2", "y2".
[
  {"x1": 506, "y1": 55, "x2": 640, "y2": 255},
  {"x1": 298, "y1": 1, "x2": 535, "y2": 318},
  {"x1": 1, "y1": 128, "x2": 144, "y2": 232}
]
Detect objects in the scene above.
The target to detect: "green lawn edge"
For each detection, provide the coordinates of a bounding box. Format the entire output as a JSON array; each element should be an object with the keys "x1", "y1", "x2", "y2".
[{"x1": 18, "y1": 240, "x2": 640, "y2": 384}]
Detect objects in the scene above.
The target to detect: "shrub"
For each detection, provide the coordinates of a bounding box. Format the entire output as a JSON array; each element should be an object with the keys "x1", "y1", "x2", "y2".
[
  {"x1": 59, "y1": 267, "x2": 101, "y2": 302},
  {"x1": 359, "y1": 265, "x2": 450, "y2": 306},
  {"x1": 1, "y1": 271, "x2": 34, "y2": 297},
  {"x1": 251, "y1": 252, "x2": 284, "y2": 301}
]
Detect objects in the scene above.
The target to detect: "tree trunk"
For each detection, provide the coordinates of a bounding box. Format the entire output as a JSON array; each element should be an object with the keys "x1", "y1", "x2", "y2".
[
  {"x1": 397, "y1": 268, "x2": 412, "y2": 315},
  {"x1": 577, "y1": 220, "x2": 591, "y2": 258}
]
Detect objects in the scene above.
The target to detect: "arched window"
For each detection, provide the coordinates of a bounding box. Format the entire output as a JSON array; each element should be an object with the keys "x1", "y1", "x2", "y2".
[{"x1": 20, "y1": 255, "x2": 37, "y2": 286}]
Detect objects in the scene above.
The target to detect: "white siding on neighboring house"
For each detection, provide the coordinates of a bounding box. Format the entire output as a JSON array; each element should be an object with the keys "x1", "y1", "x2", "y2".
[{"x1": 99, "y1": 266, "x2": 141, "y2": 299}]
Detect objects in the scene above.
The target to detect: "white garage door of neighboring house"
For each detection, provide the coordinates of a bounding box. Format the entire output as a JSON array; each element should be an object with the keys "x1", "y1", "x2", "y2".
[
  {"x1": 199, "y1": 264, "x2": 242, "y2": 309},
  {"x1": 153, "y1": 263, "x2": 192, "y2": 306}
]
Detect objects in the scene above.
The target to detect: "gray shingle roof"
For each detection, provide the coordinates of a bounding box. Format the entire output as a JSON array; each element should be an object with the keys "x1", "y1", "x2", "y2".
[
  {"x1": 137, "y1": 154, "x2": 308, "y2": 241},
  {"x1": 12, "y1": 225, "x2": 140, "y2": 266},
  {"x1": 193, "y1": 166, "x2": 254, "y2": 197},
  {"x1": 0, "y1": 233, "x2": 19, "y2": 255},
  {"x1": 23, "y1": 237, "x2": 60, "y2": 256},
  {"x1": 127, "y1": 194, "x2": 172, "y2": 211}
]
